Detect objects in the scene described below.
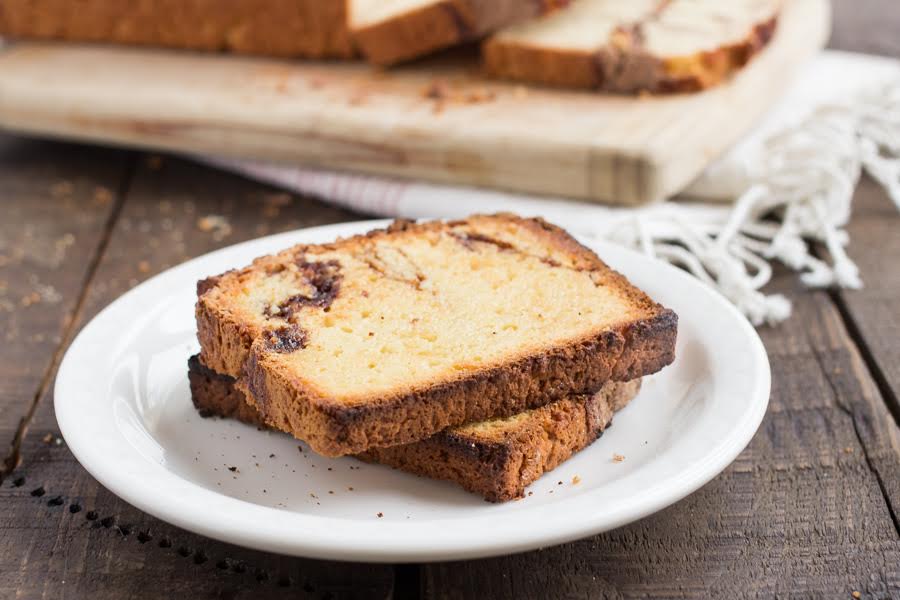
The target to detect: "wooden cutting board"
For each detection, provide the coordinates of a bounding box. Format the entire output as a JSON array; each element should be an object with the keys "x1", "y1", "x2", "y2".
[{"x1": 0, "y1": 0, "x2": 828, "y2": 206}]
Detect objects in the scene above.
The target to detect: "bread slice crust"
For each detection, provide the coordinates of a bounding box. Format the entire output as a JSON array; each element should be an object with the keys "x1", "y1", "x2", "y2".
[
  {"x1": 188, "y1": 355, "x2": 641, "y2": 502},
  {"x1": 0, "y1": 0, "x2": 356, "y2": 59},
  {"x1": 243, "y1": 308, "x2": 673, "y2": 456},
  {"x1": 196, "y1": 214, "x2": 677, "y2": 457},
  {"x1": 360, "y1": 377, "x2": 639, "y2": 501},
  {"x1": 351, "y1": 0, "x2": 567, "y2": 66},
  {"x1": 483, "y1": 0, "x2": 780, "y2": 93}
]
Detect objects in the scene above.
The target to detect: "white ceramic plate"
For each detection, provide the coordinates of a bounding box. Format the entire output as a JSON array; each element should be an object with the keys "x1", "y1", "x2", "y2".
[{"x1": 55, "y1": 219, "x2": 770, "y2": 563}]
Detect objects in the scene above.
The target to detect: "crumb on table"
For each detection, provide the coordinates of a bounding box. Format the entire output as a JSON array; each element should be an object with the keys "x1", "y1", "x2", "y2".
[
  {"x1": 196, "y1": 215, "x2": 232, "y2": 241},
  {"x1": 421, "y1": 79, "x2": 499, "y2": 114},
  {"x1": 93, "y1": 186, "x2": 113, "y2": 205},
  {"x1": 50, "y1": 181, "x2": 73, "y2": 198}
]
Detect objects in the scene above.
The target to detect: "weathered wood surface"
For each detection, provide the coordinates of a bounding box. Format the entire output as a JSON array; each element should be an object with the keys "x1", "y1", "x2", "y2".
[
  {"x1": 0, "y1": 1, "x2": 899, "y2": 598},
  {"x1": 827, "y1": 0, "x2": 900, "y2": 525},
  {"x1": 0, "y1": 149, "x2": 393, "y2": 599},
  {"x1": 0, "y1": 137, "x2": 129, "y2": 476},
  {"x1": 830, "y1": 179, "x2": 900, "y2": 522}
]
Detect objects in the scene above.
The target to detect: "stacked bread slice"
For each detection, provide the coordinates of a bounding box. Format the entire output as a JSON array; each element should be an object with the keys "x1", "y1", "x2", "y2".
[
  {"x1": 191, "y1": 215, "x2": 677, "y2": 501},
  {"x1": 189, "y1": 355, "x2": 642, "y2": 501}
]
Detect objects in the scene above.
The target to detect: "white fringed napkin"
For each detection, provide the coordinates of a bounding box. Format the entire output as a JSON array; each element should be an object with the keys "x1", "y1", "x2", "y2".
[{"x1": 200, "y1": 51, "x2": 900, "y2": 325}]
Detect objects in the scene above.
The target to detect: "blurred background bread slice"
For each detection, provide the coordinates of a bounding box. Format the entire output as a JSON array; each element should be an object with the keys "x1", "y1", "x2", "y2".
[
  {"x1": 0, "y1": 0, "x2": 356, "y2": 58},
  {"x1": 350, "y1": 0, "x2": 568, "y2": 66}
]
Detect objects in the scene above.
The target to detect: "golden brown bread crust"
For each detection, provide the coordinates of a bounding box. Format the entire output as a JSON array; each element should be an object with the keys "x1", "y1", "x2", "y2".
[
  {"x1": 483, "y1": 42, "x2": 600, "y2": 89},
  {"x1": 187, "y1": 355, "x2": 641, "y2": 502},
  {"x1": 243, "y1": 308, "x2": 673, "y2": 457},
  {"x1": 0, "y1": 0, "x2": 355, "y2": 59},
  {"x1": 352, "y1": 0, "x2": 567, "y2": 67},
  {"x1": 360, "y1": 378, "x2": 640, "y2": 501},
  {"x1": 483, "y1": 9, "x2": 779, "y2": 93},
  {"x1": 188, "y1": 354, "x2": 263, "y2": 424},
  {"x1": 197, "y1": 214, "x2": 676, "y2": 457}
]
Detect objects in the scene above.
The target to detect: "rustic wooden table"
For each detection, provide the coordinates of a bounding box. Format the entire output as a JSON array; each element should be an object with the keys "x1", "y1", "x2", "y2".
[{"x1": 1, "y1": 3, "x2": 899, "y2": 598}]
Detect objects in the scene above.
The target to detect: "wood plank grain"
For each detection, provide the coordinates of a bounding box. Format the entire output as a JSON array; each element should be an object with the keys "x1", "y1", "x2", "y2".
[
  {"x1": 0, "y1": 0, "x2": 828, "y2": 206},
  {"x1": 0, "y1": 154, "x2": 394, "y2": 599},
  {"x1": 0, "y1": 134, "x2": 130, "y2": 476},
  {"x1": 828, "y1": 179, "x2": 900, "y2": 517},
  {"x1": 824, "y1": 0, "x2": 900, "y2": 522},
  {"x1": 0, "y1": 4, "x2": 895, "y2": 599},
  {"x1": 423, "y1": 278, "x2": 900, "y2": 599}
]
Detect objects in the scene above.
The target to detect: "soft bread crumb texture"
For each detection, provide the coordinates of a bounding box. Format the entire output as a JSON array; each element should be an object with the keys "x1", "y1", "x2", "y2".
[
  {"x1": 197, "y1": 214, "x2": 676, "y2": 456},
  {"x1": 490, "y1": 0, "x2": 655, "y2": 51},
  {"x1": 201, "y1": 215, "x2": 655, "y2": 399},
  {"x1": 350, "y1": 0, "x2": 439, "y2": 27},
  {"x1": 350, "y1": 0, "x2": 565, "y2": 66}
]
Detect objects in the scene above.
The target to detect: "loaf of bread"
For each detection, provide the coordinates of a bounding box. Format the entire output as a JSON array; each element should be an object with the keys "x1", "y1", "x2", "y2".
[
  {"x1": 350, "y1": 0, "x2": 568, "y2": 66},
  {"x1": 188, "y1": 355, "x2": 641, "y2": 502},
  {"x1": 0, "y1": 0, "x2": 778, "y2": 89},
  {"x1": 484, "y1": 0, "x2": 780, "y2": 92},
  {"x1": 0, "y1": 0, "x2": 560, "y2": 64},
  {"x1": 361, "y1": 378, "x2": 639, "y2": 501},
  {"x1": 0, "y1": 0, "x2": 355, "y2": 58},
  {"x1": 196, "y1": 214, "x2": 676, "y2": 457}
]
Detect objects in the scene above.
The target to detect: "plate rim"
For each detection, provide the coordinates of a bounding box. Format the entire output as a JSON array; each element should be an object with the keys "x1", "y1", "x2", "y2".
[{"x1": 54, "y1": 218, "x2": 771, "y2": 563}]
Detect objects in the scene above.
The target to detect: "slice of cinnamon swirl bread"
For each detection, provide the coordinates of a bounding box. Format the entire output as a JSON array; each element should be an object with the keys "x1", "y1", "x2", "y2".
[{"x1": 196, "y1": 214, "x2": 676, "y2": 457}]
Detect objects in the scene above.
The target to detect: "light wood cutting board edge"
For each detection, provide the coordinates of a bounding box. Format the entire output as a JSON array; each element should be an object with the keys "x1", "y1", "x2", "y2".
[{"x1": 0, "y1": 0, "x2": 830, "y2": 206}]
